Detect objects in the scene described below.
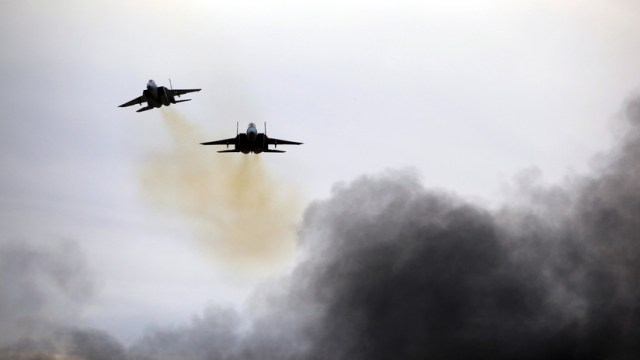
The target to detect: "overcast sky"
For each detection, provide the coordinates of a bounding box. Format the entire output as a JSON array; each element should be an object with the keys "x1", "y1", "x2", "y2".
[{"x1": 1, "y1": 0, "x2": 640, "y2": 345}]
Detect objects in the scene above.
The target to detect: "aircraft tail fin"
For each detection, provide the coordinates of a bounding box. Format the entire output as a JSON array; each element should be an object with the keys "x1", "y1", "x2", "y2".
[
  {"x1": 170, "y1": 78, "x2": 179, "y2": 98},
  {"x1": 169, "y1": 78, "x2": 180, "y2": 98}
]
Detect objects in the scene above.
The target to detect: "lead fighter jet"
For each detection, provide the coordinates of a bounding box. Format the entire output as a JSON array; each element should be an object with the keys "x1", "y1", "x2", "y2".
[
  {"x1": 201, "y1": 122, "x2": 302, "y2": 153},
  {"x1": 119, "y1": 79, "x2": 201, "y2": 112}
]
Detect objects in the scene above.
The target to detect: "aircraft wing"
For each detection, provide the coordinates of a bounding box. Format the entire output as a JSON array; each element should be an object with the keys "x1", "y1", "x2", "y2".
[
  {"x1": 201, "y1": 137, "x2": 237, "y2": 146},
  {"x1": 118, "y1": 96, "x2": 146, "y2": 107},
  {"x1": 172, "y1": 89, "x2": 201, "y2": 96},
  {"x1": 267, "y1": 138, "x2": 303, "y2": 146}
]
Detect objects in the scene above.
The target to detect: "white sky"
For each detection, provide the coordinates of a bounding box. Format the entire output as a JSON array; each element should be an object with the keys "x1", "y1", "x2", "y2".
[{"x1": 1, "y1": 0, "x2": 639, "y2": 343}]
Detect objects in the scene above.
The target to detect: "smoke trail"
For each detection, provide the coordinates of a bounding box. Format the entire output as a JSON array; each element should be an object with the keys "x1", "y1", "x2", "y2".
[{"x1": 139, "y1": 109, "x2": 300, "y2": 271}]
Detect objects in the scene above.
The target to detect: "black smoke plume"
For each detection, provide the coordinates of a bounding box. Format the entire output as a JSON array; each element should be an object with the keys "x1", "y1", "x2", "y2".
[{"x1": 280, "y1": 98, "x2": 640, "y2": 359}]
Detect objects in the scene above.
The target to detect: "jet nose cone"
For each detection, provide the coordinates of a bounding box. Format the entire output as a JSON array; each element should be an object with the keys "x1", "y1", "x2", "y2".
[{"x1": 247, "y1": 127, "x2": 257, "y2": 141}]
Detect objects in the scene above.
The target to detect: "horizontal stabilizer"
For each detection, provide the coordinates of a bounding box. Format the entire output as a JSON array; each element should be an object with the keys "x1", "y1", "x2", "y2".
[
  {"x1": 136, "y1": 106, "x2": 153, "y2": 112},
  {"x1": 217, "y1": 149, "x2": 240, "y2": 153}
]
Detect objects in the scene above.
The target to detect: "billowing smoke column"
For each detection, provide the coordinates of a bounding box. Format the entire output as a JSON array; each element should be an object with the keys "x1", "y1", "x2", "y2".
[
  {"x1": 288, "y1": 100, "x2": 640, "y2": 359},
  {"x1": 294, "y1": 169, "x2": 639, "y2": 359},
  {"x1": 4, "y1": 98, "x2": 640, "y2": 359},
  {"x1": 300, "y1": 99, "x2": 640, "y2": 359}
]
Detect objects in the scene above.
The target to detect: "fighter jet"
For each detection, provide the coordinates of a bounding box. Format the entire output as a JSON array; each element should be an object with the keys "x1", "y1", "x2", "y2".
[
  {"x1": 201, "y1": 122, "x2": 302, "y2": 153},
  {"x1": 118, "y1": 79, "x2": 201, "y2": 112}
]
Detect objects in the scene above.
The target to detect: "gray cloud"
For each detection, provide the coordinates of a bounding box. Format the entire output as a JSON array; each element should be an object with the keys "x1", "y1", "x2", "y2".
[
  {"x1": 0, "y1": 240, "x2": 94, "y2": 345},
  {"x1": 1, "y1": 328, "x2": 127, "y2": 360},
  {"x1": 130, "y1": 307, "x2": 242, "y2": 360},
  {"x1": 0, "y1": 240, "x2": 128, "y2": 360}
]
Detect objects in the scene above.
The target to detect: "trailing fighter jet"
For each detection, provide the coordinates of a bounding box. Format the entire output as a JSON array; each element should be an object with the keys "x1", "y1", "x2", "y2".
[
  {"x1": 201, "y1": 122, "x2": 302, "y2": 153},
  {"x1": 118, "y1": 79, "x2": 201, "y2": 112}
]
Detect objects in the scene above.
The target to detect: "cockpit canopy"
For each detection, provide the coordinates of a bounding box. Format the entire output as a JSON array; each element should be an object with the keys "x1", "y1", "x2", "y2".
[{"x1": 248, "y1": 122, "x2": 256, "y2": 128}]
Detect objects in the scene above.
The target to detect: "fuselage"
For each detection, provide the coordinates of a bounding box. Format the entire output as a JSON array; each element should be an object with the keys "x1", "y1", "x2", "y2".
[
  {"x1": 143, "y1": 79, "x2": 174, "y2": 108},
  {"x1": 238, "y1": 123, "x2": 266, "y2": 154}
]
